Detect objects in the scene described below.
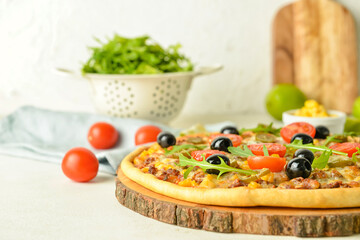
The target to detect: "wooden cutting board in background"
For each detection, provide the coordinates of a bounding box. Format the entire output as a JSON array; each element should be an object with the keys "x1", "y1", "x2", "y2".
[{"x1": 273, "y1": 0, "x2": 358, "y2": 113}]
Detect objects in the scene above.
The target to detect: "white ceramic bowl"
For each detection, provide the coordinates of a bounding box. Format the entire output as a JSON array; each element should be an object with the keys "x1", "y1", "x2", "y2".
[
  {"x1": 282, "y1": 110, "x2": 346, "y2": 134},
  {"x1": 57, "y1": 66, "x2": 222, "y2": 123}
]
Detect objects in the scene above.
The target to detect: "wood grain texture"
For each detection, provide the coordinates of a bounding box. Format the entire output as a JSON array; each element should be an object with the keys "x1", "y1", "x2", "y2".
[
  {"x1": 272, "y1": 4, "x2": 294, "y2": 84},
  {"x1": 116, "y1": 169, "x2": 360, "y2": 237},
  {"x1": 273, "y1": 0, "x2": 358, "y2": 113}
]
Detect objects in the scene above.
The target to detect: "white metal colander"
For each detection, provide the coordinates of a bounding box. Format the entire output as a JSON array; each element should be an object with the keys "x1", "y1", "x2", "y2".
[{"x1": 57, "y1": 66, "x2": 222, "y2": 123}]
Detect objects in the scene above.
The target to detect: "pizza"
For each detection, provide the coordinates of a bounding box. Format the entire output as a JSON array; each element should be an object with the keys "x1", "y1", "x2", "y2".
[{"x1": 119, "y1": 122, "x2": 360, "y2": 208}]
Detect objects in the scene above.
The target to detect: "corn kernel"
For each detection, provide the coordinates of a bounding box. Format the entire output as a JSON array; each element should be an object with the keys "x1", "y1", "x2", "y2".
[
  {"x1": 133, "y1": 157, "x2": 143, "y2": 166},
  {"x1": 305, "y1": 99, "x2": 319, "y2": 108},
  {"x1": 178, "y1": 179, "x2": 197, "y2": 187},
  {"x1": 241, "y1": 161, "x2": 250, "y2": 170},
  {"x1": 154, "y1": 162, "x2": 171, "y2": 170},
  {"x1": 162, "y1": 158, "x2": 172, "y2": 164},
  {"x1": 141, "y1": 167, "x2": 149, "y2": 173},
  {"x1": 248, "y1": 181, "x2": 261, "y2": 189},
  {"x1": 294, "y1": 99, "x2": 330, "y2": 117},
  {"x1": 230, "y1": 174, "x2": 239, "y2": 180},
  {"x1": 151, "y1": 143, "x2": 162, "y2": 151},
  {"x1": 139, "y1": 148, "x2": 155, "y2": 159},
  {"x1": 199, "y1": 175, "x2": 216, "y2": 188},
  {"x1": 261, "y1": 173, "x2": 274, "y2": 183}
]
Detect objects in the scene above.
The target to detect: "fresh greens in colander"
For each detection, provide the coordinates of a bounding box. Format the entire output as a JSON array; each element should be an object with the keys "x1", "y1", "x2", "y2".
[{"x1": 82, "y1": 35, "x2": 194, "y2": 74}]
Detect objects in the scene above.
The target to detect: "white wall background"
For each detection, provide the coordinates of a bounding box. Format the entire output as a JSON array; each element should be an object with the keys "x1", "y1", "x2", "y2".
[{"x1": 0, "y1": 0, "x2": 359, "y2": 117}]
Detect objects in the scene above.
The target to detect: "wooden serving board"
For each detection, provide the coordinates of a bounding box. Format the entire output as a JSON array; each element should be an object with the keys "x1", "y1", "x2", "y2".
[
  {"x1": 116, "y1": 169, "x2": 360, "y2": 237},
  {"x1": 272, "y1": 0, "x2": 358, "y2": 113}
]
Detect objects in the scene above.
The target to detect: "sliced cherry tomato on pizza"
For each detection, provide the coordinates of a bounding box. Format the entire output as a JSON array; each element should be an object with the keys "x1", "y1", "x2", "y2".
[
  {"x1": 135, "y1": 125, "x2": 162, "y2": 145},
  {"x1": 280, "y1": 122, "x2": 316, "y2": 143},
  {"x1": 191, "y1": 150, "x2": 226, "y2": 161},
  {"x1": 247, "y1": 143, "x2": 287, "y2": 157},
  {"x1": 329, "y1": 142, "x2": 360, "y2": 157},
  {"x1": 247, "y1": 155, "x2": 286, "y2": 172},
  {"x1": 209, "y1": 134, "x2": 242, "y2": 147}
]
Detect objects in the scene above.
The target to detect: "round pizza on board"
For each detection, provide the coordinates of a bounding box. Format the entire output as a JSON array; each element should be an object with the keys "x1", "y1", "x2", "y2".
[{"x1": 119, "y1": 122, "x2": 360, "y2": 208}]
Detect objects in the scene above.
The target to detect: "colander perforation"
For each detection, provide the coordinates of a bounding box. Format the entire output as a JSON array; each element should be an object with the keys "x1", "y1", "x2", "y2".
[
  {"x1": 103, "y1": 81, "x2": 137, "y2": 118},
  {"x1": 148, "y1": 78, "x2": 186, "y2": 118},
  {"x1": 90, "y1": 69, "x2": 202, "y2": 123}
]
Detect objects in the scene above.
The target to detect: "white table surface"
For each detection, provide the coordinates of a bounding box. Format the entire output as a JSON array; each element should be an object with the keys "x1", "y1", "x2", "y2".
[{"x1": 0, "y1": 111, "x2": 358, "y2": 240}]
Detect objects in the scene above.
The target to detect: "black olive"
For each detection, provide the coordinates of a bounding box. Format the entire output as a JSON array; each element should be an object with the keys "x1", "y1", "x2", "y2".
[
  {"x1": 210, "y1": 137, "x2": 233, "y2": 152},
  {"x1": 220, "y1": 126, "x2": 239, "y2": 135},
  {"x1": 206, "y1": 154, "x2": 230, "y2": 175},
  {"x1": 285, "y1": 157, "x2": 312, "y2": 179},
  {"x1": 157, "y1": 132, "x2": 176, "y2": 148},
  {"x1": 315, "y1": 125, "x2": 330, "y2": 139},
  {"x1": 290, "y1": 133, "x2": 313, "y2": 144},
  {"x1": 294, "y1": 149, "x2": 315, "y2": 164}
]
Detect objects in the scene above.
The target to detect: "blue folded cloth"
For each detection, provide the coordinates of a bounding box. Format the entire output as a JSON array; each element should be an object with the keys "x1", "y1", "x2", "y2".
[{"x1": 0, "y1": 106, "x2": 232, "y2": 174}]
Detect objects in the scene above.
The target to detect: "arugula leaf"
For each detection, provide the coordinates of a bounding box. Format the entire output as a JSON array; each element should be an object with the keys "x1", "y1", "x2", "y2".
[
  {"x1": 82, "y1": 35, "x2": 193, "y2": 74},
  {"x1": 324, "y1": 132, "x2": 358, "y2": 146},
  {"x1": 312, "y1": 150, "x2": 332, "y2": 169},
  {"x1": 263, "y1": 145, "x2": 269, "y2": 156},
  {"x1": 228, "y1": 145, "x2": 255, "y2": 158},
  {"x1": 323, "y1": 135, "x2": 343, "y2": 146},
  {"x1": 183, "y1": 166, "x2": 194, "y2": 179},
  {"x1": 285, "y1": 140, "x2": 347, "y2": 156},
  {"x1": 351, "y1": 147, "x2": 360, "y2": 162},
  {"x1": 238, "y1": 123, "x2": 281, "y2": 136},
  {"x1": 324, "y1": 135, "x2": 343, "y2": 146},
  {"x1": 164, "y1": 144, "x2": 206, "y2": 155},
  {"x1": 178, "y1": 154, "x2": 257, "y2": 179}
]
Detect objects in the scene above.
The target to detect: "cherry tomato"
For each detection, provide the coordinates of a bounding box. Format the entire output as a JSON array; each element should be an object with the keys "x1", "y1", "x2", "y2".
[
  {"x1": 209, "y1": 134, "x2": 242, "y2": 147},
  {"x1": 135, "y1": 125, "x2": 162, "y2": 145},
  {"x1": 62, "y1": 147, "x2": 99, "y2": 182},
  {"x1": 247, "y1": 155, "x2": 286, "y2": 172},
  {"x1": 191, "y1": 150, "x2": 225, "y2": 161},
  {"x1": 88, "y1": 122, "x2": 119, "y2": 149},
  {"x1": 329, "y1": 142, "x2": 360, "y2": 157},
  {"x1": 280, "y1": 122, "x2": 316, "y2": 143},
  {"x1": 247, "y1": 143, "x2": 287, "y2": 157}
]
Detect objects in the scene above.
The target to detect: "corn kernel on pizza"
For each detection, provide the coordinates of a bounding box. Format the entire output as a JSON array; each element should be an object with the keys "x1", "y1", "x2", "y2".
[{"x1": 119, "y1": 122, "x2": 360, "y2": 208}]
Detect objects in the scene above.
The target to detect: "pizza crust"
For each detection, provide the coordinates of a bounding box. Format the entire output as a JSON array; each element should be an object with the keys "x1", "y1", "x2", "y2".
[{"x1": 119, "y1": 147, "x2": 360, "y2": 208}]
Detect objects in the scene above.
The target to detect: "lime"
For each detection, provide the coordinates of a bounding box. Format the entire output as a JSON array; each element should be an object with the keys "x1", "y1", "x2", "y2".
[
  {"x1": 352, "y1": 96, "x2": 360, "y2": 118},
  {"x1": 344, "y1": 117, "x2": 360, "y2": 133},
  {"x1": 266, "y1": 84, "x2": 306, "y2": 120}
]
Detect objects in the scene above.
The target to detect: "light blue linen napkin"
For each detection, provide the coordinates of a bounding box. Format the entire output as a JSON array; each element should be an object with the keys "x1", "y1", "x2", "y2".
[{"x1": 0, "y1": 106, "x2": 233, "y2": 174}]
